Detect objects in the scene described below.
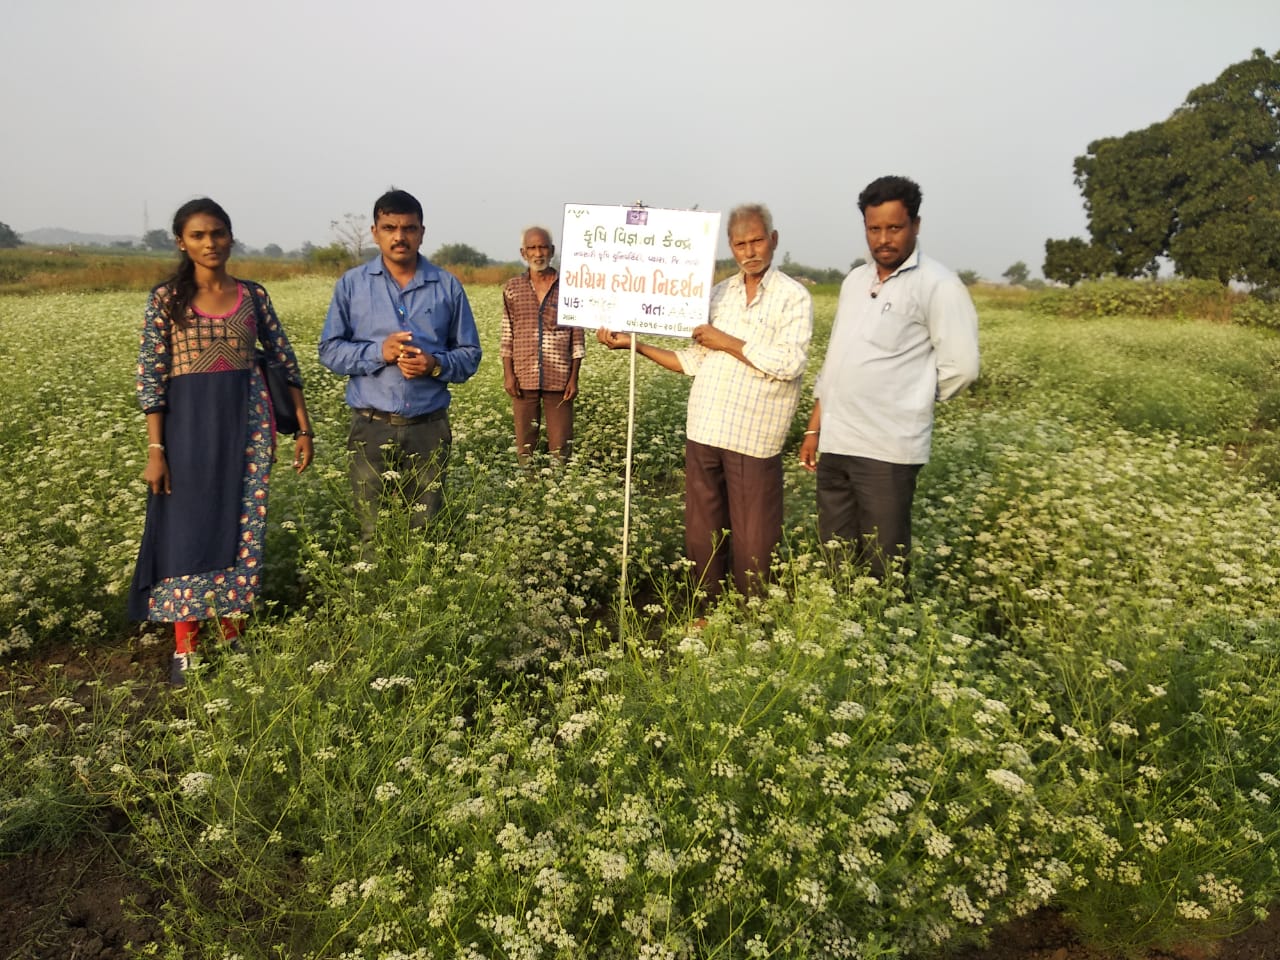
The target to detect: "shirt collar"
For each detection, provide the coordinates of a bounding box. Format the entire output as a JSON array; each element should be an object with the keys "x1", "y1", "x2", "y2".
[
  {"x1": 363, "y1": 253, "x2": 439, "y2": 288},
  {"x1": 524, "y1": 268, "x2": 558, "y2": 287},
  {"x1": 875, "y1": 247, "x2": 921, "y2": 282},
  {"x1": 734, "y1": 264, "x2": 778, "y2": 289}
]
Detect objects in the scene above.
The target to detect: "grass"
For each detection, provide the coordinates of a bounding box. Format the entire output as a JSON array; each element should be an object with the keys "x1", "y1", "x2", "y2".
[{"x1": 0, "y1": 277, "x2": 1278, "y2": 958}]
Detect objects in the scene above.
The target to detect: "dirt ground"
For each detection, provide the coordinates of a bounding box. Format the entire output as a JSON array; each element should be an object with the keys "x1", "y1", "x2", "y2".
[
  {"x1": 2, "y1": 642, "x2": 1277, "y2": 960},
  {"x1": 0, "y1": 844, "x2": 158, "y2": 960},
  {"x1": 948, "y1": 909, "x2": 1280, "y2": 960}
]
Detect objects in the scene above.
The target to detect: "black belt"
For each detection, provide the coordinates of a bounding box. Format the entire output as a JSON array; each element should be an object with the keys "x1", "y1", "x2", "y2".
[{"x1": 355, "y1": 407, "x2": 448, "y2": 427}]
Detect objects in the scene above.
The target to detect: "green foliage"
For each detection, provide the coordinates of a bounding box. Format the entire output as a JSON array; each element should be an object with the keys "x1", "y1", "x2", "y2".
[
  {"x1": 1047, "y1": 48, "x2": 1280, "y2": 288},
  {"x1": 778, "y1": 251, "x2": 846, "y2": 285},
  {"x1": 431, "y1": 242, "x2": 491, "y2": 267},
  {"x1": 1002, "y1": 261, "x2": 1030, "y2": 285},
  {"x1": 1233, "y1": 297, "x2": 1280, "y2": 330},
  {"x1": 1031, "y1": 277, "x2": 1234, "y2": 321},
  {"x1": 1044, "y1": 236, "x2": 1113, "y2": 285},
  {"x1": 1166, "y1": 50, "x2": 1280, "y2": 287},
  {"x1": 917, "y1": 413, "x2": 1280, "y2": 950},
  {"x1": 0, "y1": 662, "x2": 149, "y2": 853},
  {"x1": 261, "y1": 242, "x2": 284, "y2": 259},
  {"x1": 0, "y1": 222, "x2": 21, "y2": 248},
  {"x1": 141, "y1": 228, "x2": 170, "y2": 251},
  {"x1": 978, "y1": 305, "x2": 1279, "y2": 444},
  {"x1": 307, "y1": 242, "x2": 356, "y2": 271},
  {"x1": 1073, "y1": 122, "x2": 1176, "y2": 278},
  {"x1": 957, "y1": 269, "x2": 981, "y2": 286}
]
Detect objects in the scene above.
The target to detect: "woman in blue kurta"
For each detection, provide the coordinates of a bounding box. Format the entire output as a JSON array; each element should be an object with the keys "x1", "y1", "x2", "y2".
[{"x1": 128, "y1": 198, "x2": 314, "y2": 685}]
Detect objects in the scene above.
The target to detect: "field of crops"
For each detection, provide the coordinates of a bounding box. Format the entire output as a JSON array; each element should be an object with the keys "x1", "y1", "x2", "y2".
[{"x1": 1, "y1": 278, "x2": 1278, "y2": 959}]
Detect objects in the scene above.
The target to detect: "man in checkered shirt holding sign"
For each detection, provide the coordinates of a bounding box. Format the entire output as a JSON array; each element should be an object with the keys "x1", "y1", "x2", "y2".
[{"x1": 598, "y1": 203, "x2": 812, "y2": 601}]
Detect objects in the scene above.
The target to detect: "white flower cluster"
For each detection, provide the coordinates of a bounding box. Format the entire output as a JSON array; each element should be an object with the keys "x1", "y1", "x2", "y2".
[
  {"x1": 984, "y1": 768, "x2": 1029, "y2": 795},
  {"x1": 178, "y1": 771, "x2": 214, "y2": 798},
  {"x1": 370, "y1": 675, "x2": 415, "y2": 692}
]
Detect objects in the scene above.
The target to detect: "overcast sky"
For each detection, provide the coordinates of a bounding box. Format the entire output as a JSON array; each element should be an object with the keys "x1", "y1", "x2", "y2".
[{"x1": 2, "y1": 0, "x2": 1276, "y2": 278}]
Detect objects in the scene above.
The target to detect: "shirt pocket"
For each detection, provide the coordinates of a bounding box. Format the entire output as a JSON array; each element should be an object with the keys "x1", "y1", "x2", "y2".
[{"x1": 862, "y1": 307, "x2": 920, "y2": 354}]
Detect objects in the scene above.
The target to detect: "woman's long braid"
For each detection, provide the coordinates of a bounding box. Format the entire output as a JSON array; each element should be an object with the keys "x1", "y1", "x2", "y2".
[{"x1": 166, "y1": 249, "x2": 198, "y2": 327}]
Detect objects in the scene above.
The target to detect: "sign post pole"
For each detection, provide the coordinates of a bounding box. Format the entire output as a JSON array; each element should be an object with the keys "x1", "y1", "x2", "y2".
[
  {"x1": 619, "y1": 339, "x2": 638, "y2": 619},
  {"x1": 557, "y1": 203, "x2": 722, "y2": 634}
]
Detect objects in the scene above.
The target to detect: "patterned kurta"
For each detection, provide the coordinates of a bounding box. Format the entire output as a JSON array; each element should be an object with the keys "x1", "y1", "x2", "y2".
[{"x1": 129, "y1": 281, "x2": 303, "y2": 622}]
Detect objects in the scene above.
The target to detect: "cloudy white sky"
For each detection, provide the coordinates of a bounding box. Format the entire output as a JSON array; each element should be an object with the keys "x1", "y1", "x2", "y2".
[{"x1": 2, "y1": 0, "x2": 1276, "y2": 278}]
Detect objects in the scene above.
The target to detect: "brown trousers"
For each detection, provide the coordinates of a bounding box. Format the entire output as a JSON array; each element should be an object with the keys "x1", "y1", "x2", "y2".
[
  {"x1": 513, "y1": 390, "x2": 574, "y2": 460},
  {"x1": 684, "y1": 439, "x2": 783, "y2": 598}
]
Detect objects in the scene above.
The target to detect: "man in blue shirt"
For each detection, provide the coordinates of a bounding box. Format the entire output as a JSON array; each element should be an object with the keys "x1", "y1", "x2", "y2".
[{"x1": 319, "y1": 189, "x2": 482, "y2": 551}]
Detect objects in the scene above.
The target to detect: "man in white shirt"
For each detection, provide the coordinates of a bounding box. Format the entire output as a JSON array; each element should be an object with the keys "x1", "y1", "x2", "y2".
[
  {"x1": 599, "y1": 204, "x2": 812, "y2": 598},
  {"x1": 799, "y1": 176, "x2": 979, "y2": 578}
]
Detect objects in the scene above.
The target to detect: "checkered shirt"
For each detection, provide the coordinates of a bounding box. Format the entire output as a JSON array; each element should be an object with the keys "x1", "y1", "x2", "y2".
[
  {"x1": 676, "y1": 267, "x2": 812, "y2": 458},
  {"x1": 500, "y1": 271, "x2": 585, "y2": 392}
]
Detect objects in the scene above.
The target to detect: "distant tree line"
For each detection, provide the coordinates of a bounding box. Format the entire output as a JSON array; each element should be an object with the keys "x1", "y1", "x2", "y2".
[
  {"x1": 1045, "y1": 48, "x2": 1280, "y2": 289},
  {"x1": 710, "y1": 252, "x2": 858, "y2": 285},
  {"x1": 777, "y1": 252, "x2": 850, "y2": 285}
]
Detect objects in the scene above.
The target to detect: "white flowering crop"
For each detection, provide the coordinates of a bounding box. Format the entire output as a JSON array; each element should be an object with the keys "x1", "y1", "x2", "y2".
[{"x1": 3, "y1": 284, "x2": 1279, "y2": 958}]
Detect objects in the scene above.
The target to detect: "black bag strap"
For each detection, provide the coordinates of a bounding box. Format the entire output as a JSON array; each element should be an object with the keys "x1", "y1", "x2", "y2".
[{"x1": 241, "y1": 279, "x2": 271, "y2": 353}]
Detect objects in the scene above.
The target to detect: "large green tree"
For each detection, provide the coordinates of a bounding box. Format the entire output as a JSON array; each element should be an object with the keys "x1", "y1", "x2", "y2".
[
  {"x1": 0, "y1": 222, "x2": 22, "y2": 248},
  {"x1": 1045, "y1": 48, "x2": 1280, "y2": 288}
]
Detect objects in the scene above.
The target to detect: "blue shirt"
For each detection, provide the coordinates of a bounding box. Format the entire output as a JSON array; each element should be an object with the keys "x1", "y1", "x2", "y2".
[{"x1": 319, "y1": 255, "x2": 482, "y2": 417}]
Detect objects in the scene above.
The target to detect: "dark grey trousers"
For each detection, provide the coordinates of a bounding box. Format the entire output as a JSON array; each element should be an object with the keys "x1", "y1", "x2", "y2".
[
  {"x1": 347, "y1": 409, "x2": 451, "y2": 543},
  {"x1": 816, "y1": 453, "x2": 922, "y2": 578}
]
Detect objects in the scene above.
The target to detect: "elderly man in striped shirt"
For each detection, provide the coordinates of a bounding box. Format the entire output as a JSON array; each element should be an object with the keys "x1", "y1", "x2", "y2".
[{"x1": 598, "y1": 204, "x2": 813, "y2": 599}]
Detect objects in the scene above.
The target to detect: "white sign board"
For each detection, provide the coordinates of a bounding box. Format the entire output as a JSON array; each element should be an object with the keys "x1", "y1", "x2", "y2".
[{"x1": 557, "y1": 204, "x2": 722, "y2": 338}]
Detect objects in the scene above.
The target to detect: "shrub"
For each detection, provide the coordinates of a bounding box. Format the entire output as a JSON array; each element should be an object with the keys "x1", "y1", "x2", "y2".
[
  {"x1": 306, "y1": 242, "x2": 357, "y2": 272},
  {"x1": 1233, "y1": 298, "x2": 1280, "y2": 330},
  {"x1": 1032, "y1": 278, "x2": 1237, "y2": 321}
]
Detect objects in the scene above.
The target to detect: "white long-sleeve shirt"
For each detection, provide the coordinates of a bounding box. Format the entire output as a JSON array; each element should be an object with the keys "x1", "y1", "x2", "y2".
[{"x1": 815, "y1": 248, "x2": 979, "y2": 464}]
